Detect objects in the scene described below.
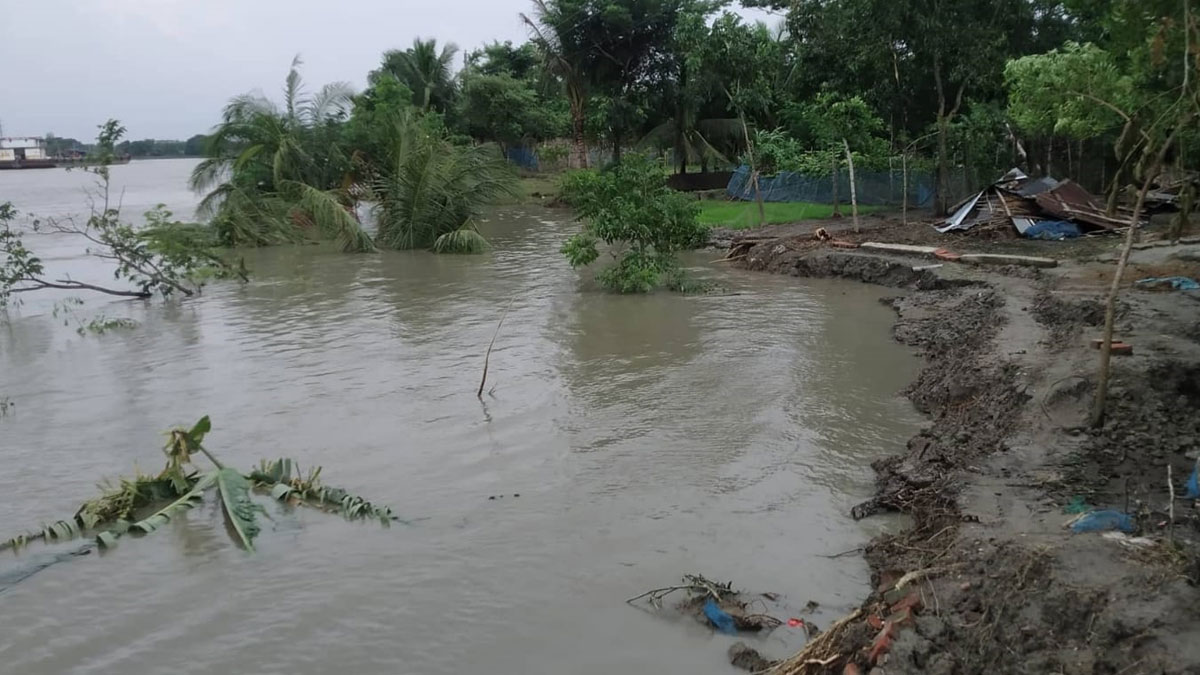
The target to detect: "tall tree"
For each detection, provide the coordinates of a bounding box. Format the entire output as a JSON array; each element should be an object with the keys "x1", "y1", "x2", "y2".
[
  {"x1": 372, "y1": 38, "x2": 460, "y2": 113},
  {"x1": 522, "y1": 0, "x2": 595, "y2": 168}
]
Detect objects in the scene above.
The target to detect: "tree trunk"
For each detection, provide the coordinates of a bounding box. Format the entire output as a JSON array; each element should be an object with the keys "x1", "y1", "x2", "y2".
[
  {"x1": 935, "y1": 114, "x2": 950, "y2": 216},
  {"x1": 570, "y1": 113, "x2": 588, "y2": 169},
  {"x1": 1090, "y1": 126, "x2": 1181, "y2": 427},
  {"x1": 1089, "y1": 169, "x2": 1156, "y2": 427},
  {"x1": 568, "y1": 89, "x2": 588, "y2": 169},
  {"x1": 831, "y1": 153, "x2": 841, "y2": 218},
  {"x1": 844, "y1": 139, "x2": 860, "y2": 233}
]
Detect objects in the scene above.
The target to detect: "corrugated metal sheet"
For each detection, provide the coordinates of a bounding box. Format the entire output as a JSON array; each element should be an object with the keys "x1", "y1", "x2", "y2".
[{"x1": 1034, "y1": 180, "x2": 1134, "y2": 230}]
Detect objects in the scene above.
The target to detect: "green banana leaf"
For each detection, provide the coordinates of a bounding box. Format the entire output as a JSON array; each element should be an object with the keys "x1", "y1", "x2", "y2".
[
  {"x1": 130, "y1": 471, "x2": 217, "y2": 535},
  {"x1": 215, "y1": 468, "x2": 261, "y2": 551}
]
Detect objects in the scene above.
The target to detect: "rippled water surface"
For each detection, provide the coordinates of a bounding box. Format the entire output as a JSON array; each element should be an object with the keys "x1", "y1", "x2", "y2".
[{"x1": 0, "y1": 159, "x2": 922, "y2": 674}]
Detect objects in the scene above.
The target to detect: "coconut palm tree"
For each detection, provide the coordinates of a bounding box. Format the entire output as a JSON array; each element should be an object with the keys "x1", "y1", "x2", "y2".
[
  {"x1": 367, "y1": 111, "x2": 516, "y2": 251},
  {"x1": 373, "y1": 38, "x2": 460, "y2": 113},
  {"x1": 190, "y1": 57, "x2": 374, "y2": 252},
  {"x1": 521, "y1": 0, "x2": 590, "y2": 168}
]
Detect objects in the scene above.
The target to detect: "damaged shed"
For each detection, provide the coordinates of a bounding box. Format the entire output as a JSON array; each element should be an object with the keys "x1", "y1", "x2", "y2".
[{"x1": 938, "y1": 169, "x2": 1141, "y2": 239}]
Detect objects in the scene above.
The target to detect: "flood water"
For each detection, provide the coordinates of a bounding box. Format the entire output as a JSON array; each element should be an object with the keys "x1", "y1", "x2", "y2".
[{"x1": 0, "y1": 159, "x2": 923, "y2": 674}]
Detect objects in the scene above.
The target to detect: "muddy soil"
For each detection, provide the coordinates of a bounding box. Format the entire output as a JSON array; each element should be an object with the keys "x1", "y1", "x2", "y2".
[{"x1": 730, "y1": 219, "x2": 1200, "y2": 674}]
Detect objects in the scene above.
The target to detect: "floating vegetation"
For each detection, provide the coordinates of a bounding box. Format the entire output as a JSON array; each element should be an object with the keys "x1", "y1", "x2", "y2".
[{"x1": 2, "y1": 416, "x2": 397, "y2": 555}]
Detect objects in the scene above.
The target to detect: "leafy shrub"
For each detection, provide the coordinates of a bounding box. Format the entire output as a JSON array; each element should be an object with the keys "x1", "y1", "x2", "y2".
[{"x1": 560, "y1": 155, "x2": 705, "y2": 293}]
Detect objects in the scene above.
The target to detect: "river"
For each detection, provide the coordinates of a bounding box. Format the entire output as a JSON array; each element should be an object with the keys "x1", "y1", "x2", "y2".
[{"x1": 0, "y1": 158, "x2": 922, "y2": 674}]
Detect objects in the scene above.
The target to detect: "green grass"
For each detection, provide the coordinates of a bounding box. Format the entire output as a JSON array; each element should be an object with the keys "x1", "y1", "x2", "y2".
[
  {"x1": 697, "y1": 200, "x2": 883, "y2": 229},
  {"x1": 492, "y1": 174, "x2": 564, "y2": 206}
]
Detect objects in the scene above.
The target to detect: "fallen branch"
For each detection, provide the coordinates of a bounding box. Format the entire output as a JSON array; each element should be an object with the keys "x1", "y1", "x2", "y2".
[
  {"x1": 11, "y1": 277, "x2": 152, "y2": 299},
  {"x1": 767, "y1": 608, "x2": 863, "y2": 675}
]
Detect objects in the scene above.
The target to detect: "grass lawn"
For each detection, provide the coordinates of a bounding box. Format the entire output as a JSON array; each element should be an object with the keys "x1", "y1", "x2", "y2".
[{"x1": 698, "y1": 200, "x2": 883, "y2": 229}]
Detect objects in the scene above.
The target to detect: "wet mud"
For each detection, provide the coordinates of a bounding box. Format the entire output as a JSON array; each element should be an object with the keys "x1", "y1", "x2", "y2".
[{"x1": 733, "y1": 232, "x2": 1200, "y2": 674}]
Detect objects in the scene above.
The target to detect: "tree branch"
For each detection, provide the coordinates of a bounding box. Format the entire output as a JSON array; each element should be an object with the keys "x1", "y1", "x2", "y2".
[{"x1": 12, "y1": 277, "x2": 152, "y2": 299}]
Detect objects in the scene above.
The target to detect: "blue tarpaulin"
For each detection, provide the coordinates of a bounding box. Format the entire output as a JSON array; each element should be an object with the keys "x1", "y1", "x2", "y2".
[{"x1": 1024, "y1": 220, "x2": 1081, "y2": 240}]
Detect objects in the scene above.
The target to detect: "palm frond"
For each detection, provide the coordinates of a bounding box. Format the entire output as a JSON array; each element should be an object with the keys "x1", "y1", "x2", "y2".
[
  {"x1": 433, "y1": 226, "x2": 491, "y2": 254},
  {"x1": 304, "y1": 82, "x2": 355, "y2": 122},
  {"x1": 189, "y1": 157, "x2": 230, "y2": 194},
  {"x1": 283, "y1": 180, "x2": 375, "y2": 252}
]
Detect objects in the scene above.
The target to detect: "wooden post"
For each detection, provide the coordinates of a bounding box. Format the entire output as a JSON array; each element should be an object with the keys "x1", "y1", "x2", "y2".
[
  {"x1": 752, "y1": 170, "x2": 765, "y2": 226},
  {"x1": 843, "y1": 138, "x2": 860, "y2": 233},
  {"x1": 902, "y1": 152, "x2": 909, "y2": 226}
]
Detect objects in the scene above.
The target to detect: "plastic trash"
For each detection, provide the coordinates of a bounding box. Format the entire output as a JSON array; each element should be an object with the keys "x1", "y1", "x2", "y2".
[
  {"x1": 703, "y1": 598, "x2": 737, "y2": 635},
  {"x1": 1071, "y1": 510, "x2": 1135, "y2": 534},
  {"x1": 786, "y1": 618, "x2": 804, "y2": 628},
  {"x1": 1134, "y1": 276, "x2": 1200, "y2": 291},
  {"x1": 1063, "y1": 495, "x2": 1089, "y2": 514},
  {"x1": 1185, "y1": 461, "x2": 1199, "y2": 500}
]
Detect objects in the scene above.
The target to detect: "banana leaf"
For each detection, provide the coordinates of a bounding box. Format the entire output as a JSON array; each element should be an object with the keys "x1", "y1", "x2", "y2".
[
  {"x1": 130, "y1": 471, "x2": 217, "y2": 535},
  {"x1": 214, "y1": 468, "x2": 260, "y2": 551}
]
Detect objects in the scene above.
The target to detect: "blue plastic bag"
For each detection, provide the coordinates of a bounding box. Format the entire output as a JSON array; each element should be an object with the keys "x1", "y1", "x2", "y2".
[
  {"x1": 1071, "y1": 510, "x2": 1135, "y2": 534},
  {"x1": 703, "y1": 598, "x2": 737, "y2": 634},
  {"x1": 1135, "y1": 276, "x2": 1200, "y2": 291},
  {"x1": 1185, "y1": 462, "x2": 1199, "y2": 500}
]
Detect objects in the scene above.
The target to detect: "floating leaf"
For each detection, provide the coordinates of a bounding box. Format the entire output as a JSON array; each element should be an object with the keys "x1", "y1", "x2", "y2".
[
  {"x1": 215, "y1": 468, "x2": 260, "y2": 551},
  {"x1": 270, "y1": 483, "x2": 295, "y2": 501}
]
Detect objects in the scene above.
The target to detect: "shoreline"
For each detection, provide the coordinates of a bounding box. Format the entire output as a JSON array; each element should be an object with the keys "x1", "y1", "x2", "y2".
[{"x1": 726, "y1": 223, "x2": 1200, "y2": 673}]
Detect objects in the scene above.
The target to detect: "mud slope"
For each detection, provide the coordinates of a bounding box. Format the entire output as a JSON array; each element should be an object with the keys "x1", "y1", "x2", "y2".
[{"x1": 734, "y1": 238, "x2": 1200, "y2": 675}]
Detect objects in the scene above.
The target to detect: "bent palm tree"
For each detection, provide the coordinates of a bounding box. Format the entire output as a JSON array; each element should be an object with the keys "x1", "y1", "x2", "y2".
[{"x1": 190, "y1": 57, "x2": 374, "y2": 252}]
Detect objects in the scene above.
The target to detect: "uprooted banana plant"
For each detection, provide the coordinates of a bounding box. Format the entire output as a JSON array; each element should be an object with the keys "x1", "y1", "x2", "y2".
[{"x1": 2, "y1": 416, "x2": 397, "y2": 554}]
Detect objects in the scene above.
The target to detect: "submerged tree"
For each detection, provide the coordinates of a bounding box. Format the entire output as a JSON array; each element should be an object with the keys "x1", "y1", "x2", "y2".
[
  {"x1": 2, "y1": 416, "x2": 396, "y2": 556},
  {"x1": 190, "y1": 57, "x2": 374, "y2": 252},
  {"x1": 367, "y1": 112, "x2": 517, "y2": 252},
  {"x1": 1, "y1": 121, "x2": 246, "y2": 309},
  {"x1": 561, "y1": 155, "x2": 705, "y2": 292}
]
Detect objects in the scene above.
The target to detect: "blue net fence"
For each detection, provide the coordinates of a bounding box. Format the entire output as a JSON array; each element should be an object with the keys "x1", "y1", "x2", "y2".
[
  {"x1": 725, "y1": 164, "x2": 942, "y2": 207},
  {"x1": 504, "y1": 146, "x2": 541, "y2": 171}
]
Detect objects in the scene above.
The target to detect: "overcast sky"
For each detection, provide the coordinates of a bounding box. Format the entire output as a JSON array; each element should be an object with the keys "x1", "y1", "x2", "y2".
[{"x1": 0, "y1": 1, "x2": 775, "y2": 141}]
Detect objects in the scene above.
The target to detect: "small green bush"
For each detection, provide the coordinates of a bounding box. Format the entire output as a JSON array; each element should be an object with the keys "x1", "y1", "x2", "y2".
[{"x1": 560, "y1": 156, "x2": 705, "y2": 293}]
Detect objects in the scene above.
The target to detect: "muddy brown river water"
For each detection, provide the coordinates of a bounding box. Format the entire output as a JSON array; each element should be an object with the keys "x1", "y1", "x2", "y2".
[{"x1": 0, "y1": 159, "x2": 923, "y2": 674}]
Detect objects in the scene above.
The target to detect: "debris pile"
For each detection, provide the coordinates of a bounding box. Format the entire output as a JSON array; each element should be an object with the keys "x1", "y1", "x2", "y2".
[
  {"x1": 938, "y1": 168, "x2": 1141, "y2": 239},
  {"x1": 626, "y1": 574, "x2": 785, "y2": 635},
  {"x1": 1144, "y1": 169, "x2": 1199, "y2": 211}
]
